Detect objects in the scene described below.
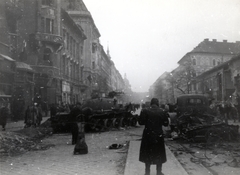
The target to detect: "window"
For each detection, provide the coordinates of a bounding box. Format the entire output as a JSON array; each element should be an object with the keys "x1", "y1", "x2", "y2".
[
  {"x1": 213, "y1": 59, "x2": 216, "y2": 66},
  {"x1": 70, "y1": 37, "x2": 72, "y2": 55},
  {"x1": 192, "y1": 59, "x2": 196, "y2": 65},
  {"x1": 63, "y1": 30, "x2": 66, "y2": 48},
  {"x1": 72, "y1": 39, "x2": 75, "y2": 58},
  {"x1": 41, "y1": 17, "x2": 45, "y2": 32},
  {"x1": 92, "y1": 61, "x2": 95, "y2": 69},
  {"x1": 76, "y1": 43, "x2": 79, "y2": 58},
  {"x1": 42, "y1": 0, "x2": 53, "y2": 6},
  {"x1": 80, "y1": 45, "x2": 83, "y2": 56},
  {"x1": 43, "y1": 48, "x2": 52, "y2": 65},
  {"x1": 67, "y1": 33, "x2": 69, "y2": 50},
  {"x1": 92, "y1": 43, "x2": 97, "y2": 53},
  {"x1": 188, "y1": 98, "x2": 203, "y2": 104},
  {"x1": 46, "y1": 18, "x2": 54, "y2": 34}
]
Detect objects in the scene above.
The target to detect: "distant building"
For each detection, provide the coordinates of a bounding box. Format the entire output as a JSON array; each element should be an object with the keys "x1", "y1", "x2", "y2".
[
  {"x1": 178, "y1": 38, "x2": 240, "y2": 76},
  {"x1": 149, "y1": 72, "x2": 172, "y2": 104},
  {"x1": 177, "y1": 39, "x2": 240, "y2": 96},
  {"x1": 194, "y1": 55, "x2": 240, "y2": 101},
  {"x1": 150, "y1": 39, "x2": 240, "y2": 103}
]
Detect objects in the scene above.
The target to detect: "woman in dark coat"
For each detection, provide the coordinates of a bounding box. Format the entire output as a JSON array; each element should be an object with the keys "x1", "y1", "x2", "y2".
[{"x1": 139, "y1": 98, "x2": 169, "y2": 175}]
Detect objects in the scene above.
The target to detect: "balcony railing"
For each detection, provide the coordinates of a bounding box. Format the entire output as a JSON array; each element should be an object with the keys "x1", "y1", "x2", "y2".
[{"x1": 33, "y1": 33, "x2": 63, "y2": 45}]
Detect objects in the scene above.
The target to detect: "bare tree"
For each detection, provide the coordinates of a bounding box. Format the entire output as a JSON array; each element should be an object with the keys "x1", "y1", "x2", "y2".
[{"x1": 167, "y1": 61, "x2": 196, "y2": 94}]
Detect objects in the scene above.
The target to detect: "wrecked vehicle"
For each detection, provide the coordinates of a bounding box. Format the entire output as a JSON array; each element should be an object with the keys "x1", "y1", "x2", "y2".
[{"x1": 170, "y1": 94, "x2": 239, "y2": 142}]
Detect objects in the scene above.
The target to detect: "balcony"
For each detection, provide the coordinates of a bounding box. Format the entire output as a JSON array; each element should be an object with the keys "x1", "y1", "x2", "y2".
[
  {"x1": 29, "y1": 33, "x2": 63, "y2": 52},
  {"x1": 31, "y1": 65, "x2": 60, "y2": 78}
]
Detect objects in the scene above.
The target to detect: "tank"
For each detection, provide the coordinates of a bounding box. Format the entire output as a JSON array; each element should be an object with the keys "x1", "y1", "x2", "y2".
[
  {"x1": 50, "y1": 92, "x2": 138, "y2": 133},
  {"x1": 82, "y1": 97, "x2": 138, "y2": 132}
]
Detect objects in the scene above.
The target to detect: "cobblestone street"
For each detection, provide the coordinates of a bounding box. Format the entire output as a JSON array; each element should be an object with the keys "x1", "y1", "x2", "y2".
[{"x1": 0, "y1": 127, "x2": 143, "y2": 175}]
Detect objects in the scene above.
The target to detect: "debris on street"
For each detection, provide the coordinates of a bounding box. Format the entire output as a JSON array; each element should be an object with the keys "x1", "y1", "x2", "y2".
[{"x1": 0, "y1": 121, "x2": 54, "y2": 157}]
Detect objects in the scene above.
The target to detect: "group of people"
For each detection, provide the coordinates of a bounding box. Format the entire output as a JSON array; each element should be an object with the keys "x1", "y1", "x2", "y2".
[
  {"x1": 210, "y1": 99, "x2": 239, "y2": 124},
  {"x1": 24, "y1": 103, "x2": 43, "y2": 128},
  {"x1": 50, "y1": 103, "x2": 76, "y2": 118}
]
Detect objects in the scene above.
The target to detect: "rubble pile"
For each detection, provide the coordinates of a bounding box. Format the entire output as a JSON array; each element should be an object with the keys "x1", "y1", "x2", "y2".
[
  {"x1": 176, "y1": 112, "x2": 240, "y2": 142},
  {"x1": 0, "y1": 123, "x2": 53, "y2": 157}
]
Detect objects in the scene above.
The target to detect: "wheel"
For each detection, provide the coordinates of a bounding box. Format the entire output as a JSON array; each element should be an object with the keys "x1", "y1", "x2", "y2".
[
  {"x1": 104, "y1": 119, "x2": 112, "y2": 129},
  {"x1": 95, "y1": 119, "x2": 104, "y2": 132},
  {"x1": 131, "y1": 117, "x2": 137, "y2": 126},
  {"x1": 89, "y1": 118, "x2": 98, "y2": 131},
  {"x1": 120, "y1": 118, "x2": 127, "y2": 127},
  {"x1": 113, "y1": 118, "x2": 121, "y2": 128}
]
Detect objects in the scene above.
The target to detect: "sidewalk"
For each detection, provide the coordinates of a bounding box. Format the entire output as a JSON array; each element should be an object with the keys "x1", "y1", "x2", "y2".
[
  {"x1": 2, "y1": 116, "x2": 50, "y2": 132},
  {"x1": 124, "y1": 140, "x2": 188, "y2": 175}
]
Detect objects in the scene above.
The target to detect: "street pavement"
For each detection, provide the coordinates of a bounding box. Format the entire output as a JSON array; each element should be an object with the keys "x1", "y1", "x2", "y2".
[
  {"x1": 0, "y1": 116, "x2": 190, "y2": 175},
  {"x1": 124, "y1": 141, "x2": 188, "y2": 175},
  {"x1": 1, "y1": 113, "x2": 240, "y2": 175},
  {"x1": 0, "y1": 122, "x2": 143, "y2": 175}
]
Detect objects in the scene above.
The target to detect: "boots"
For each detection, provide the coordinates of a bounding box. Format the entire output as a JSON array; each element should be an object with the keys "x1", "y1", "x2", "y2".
[
  {"x1": 145, "y1": 163, "x2": 150, "y2": 175},
  {"x1": 157, "y1": 164, "x2": 164, "y2": 175}
]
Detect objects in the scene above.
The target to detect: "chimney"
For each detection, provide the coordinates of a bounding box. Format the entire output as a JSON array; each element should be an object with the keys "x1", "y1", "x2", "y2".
[
  {"x1": 223, "y1": 40, "x2": 227, "y2": 43},
  {"x1": 204, "y1": 38, "x2": 209, "y2": 42},
  {"x1": 212, "y1": 39, "x2": 217, "y2": 42}
]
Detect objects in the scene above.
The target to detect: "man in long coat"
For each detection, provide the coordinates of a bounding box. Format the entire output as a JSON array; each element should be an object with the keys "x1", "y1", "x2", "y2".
[{"x1": 139, "y1": 98, "x2": 169, "y2": 175}]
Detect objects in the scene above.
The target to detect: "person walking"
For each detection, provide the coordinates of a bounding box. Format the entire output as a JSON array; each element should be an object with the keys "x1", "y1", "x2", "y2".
[
  {"x1": 138, "y1": 98, "x2": 169, "y2": 175},
  {"x1": 0, "y1": 102, "x2": 9, "y2": 131}
]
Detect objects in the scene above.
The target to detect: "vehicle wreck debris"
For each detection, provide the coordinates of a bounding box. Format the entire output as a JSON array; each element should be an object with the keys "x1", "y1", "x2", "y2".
[{"x1": 170, "y1": 94, "x2": 240, "y2": 142}]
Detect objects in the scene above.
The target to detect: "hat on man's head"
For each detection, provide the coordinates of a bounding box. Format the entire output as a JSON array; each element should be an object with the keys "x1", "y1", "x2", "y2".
[{"x1": 150, "y1": 98, "x2": 159, "y2": 107}]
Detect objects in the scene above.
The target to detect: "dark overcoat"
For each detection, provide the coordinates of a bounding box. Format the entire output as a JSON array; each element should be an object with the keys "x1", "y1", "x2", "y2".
[
  {"x1": 139, "y1": 104, "x2": 169, "y2": 164},
  {"x1": 0, "y1": 106, "x2": 9, "y2": 126}
]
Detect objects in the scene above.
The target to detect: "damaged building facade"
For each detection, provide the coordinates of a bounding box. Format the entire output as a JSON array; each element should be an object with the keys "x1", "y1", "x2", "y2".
[{"x1": 0, "y1": 0, "x2": 127, "y2": 120}]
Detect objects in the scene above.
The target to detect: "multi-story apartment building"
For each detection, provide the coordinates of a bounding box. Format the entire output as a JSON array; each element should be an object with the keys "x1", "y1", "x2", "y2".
[
  {"x1": 62, "y1": 0, "x2": 126, "y2": 100},
  {"x1": 0, "y1": 0, "x2": 126, "y2": 120},
  {"x1": 149, "y1": 72, "x2": 172, "y2": 104},
  {"x1": 178, "y1": 39, "x2": 240, "y2": 76},
  {"x1": 195, "y1": 55, "x2": 240, "y2": 101},
  {"x1": 61, "y1": 9, "x2": 86, "y2": 104},
  {"x1": 150, "y1": 39, "x2": 240, "y2": 104},
  {"x1": 0, "y1": 0, "x2": 16, "y2": 108},
  {"x1": 175, "y1": 39, "x2": 240, "y2": 96},
  {"x1": 62, "y1": 0, "x2": 101, "y2": 100}
]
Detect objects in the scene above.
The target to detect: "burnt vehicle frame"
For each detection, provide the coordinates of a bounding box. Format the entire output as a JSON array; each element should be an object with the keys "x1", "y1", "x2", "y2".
[{"x1": 171, "y1": 94, "x2": 239, "y2": 142}]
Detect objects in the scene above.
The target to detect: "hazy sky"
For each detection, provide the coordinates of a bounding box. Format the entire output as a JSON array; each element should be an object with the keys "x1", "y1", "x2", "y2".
[{"x1": 84, "y1": 0, "x2": 240, "y2": 92}]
